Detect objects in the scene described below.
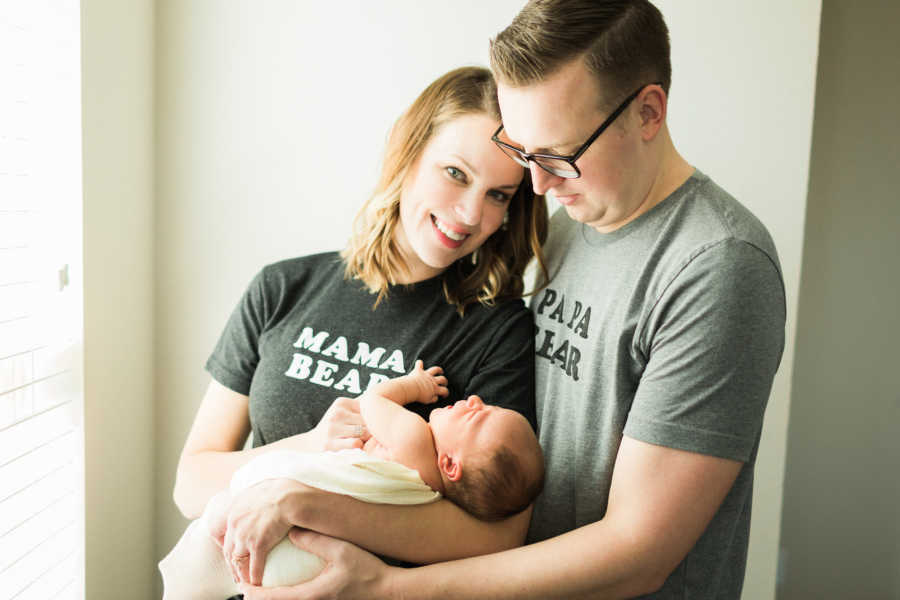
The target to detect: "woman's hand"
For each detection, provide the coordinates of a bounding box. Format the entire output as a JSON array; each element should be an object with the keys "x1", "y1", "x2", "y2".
[
  {"x1": 239, "y1": 528, "x2": 394, "y2": 599},
  {"x1": 306, "y1": 396, "x2": 371, "y2": 451},
  {"x1": 204, "y1": 489, "x2": 234, "y2": 548},
  {"x1": 222, "y1": 478, "x2": 301, "y2": 586}
]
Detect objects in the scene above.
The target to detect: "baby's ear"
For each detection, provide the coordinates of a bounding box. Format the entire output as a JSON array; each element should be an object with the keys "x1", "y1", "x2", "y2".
[{"x1": 438, "y1": 452, "x2": 462, "y2": 482}]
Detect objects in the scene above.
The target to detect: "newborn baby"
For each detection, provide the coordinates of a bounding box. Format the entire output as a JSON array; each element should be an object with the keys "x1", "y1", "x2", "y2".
[{"x1": 159, "y1": 362, "x2": 544, "y2": 599}]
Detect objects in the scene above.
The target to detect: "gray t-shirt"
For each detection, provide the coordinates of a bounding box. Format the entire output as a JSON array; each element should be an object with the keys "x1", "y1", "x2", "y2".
[
  {"x1": 206, "y1": 252, "x2": 538, "y2": 446},
  {"x1": 528, "y1": 170, "x2": 785, "y2": 598}
]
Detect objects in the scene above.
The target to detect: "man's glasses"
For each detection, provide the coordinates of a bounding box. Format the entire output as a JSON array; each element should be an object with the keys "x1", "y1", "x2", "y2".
[{"x1": 491, "y1": 82, "x2": 661, "y2": 179}]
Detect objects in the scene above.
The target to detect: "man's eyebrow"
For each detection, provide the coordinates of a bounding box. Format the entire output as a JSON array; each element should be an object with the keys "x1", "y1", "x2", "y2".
[
  {"x1": 503, "y1": 132, "x2": 576, "y2": 155},
  {"x1": 532, "y1": 141, "x2": 579, "y2": 155}
]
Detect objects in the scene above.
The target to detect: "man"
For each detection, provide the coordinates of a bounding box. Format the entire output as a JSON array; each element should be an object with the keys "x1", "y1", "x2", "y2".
[{"x1": 240, "y1": 1, "x2": 785, "y2": 597}]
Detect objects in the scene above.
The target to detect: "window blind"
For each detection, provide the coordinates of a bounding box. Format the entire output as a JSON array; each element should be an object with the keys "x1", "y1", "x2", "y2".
[{"x1": 0, "y1": 3, "x2": 84, "y2": 599}]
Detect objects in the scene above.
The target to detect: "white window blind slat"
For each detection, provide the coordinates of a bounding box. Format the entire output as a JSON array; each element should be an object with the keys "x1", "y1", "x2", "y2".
[
  {"x1": 9, "y1": 550, "x2": 78, "y2": 600},
  {"x1": 0, "y1": 520, "x2": 77, "y2": 597},
  {"x1": 0, "y1": 494, "x2": 77, "y2": 573},
  {"x1": 0, "y1": 317, "x2": 40, "y2": 358},
  {"x1": 0, "y1": 248, "x2": 35, "y2": 285},
  {"x1": 0, "y1": 431, "x2": 76, "y2": 502},
  {"x1": 0, "y1": 462, "x2": 75, "y2": 537},
  {"x1": 0, "y1": 403, "x2": 75, "y2": 466},
  {"x1": 0, "y1": 352, "x2": 34, "y2": 396}
]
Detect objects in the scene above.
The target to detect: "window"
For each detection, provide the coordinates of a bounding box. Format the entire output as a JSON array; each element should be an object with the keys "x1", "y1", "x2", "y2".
[{"x1": 0, "y1": 3, "x2": 84, "y2": 598}]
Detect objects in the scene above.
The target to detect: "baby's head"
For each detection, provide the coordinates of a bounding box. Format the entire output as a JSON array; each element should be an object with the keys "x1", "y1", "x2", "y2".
[{"x1": 428, "y1": 395, "x2": 544, "y2": 521}]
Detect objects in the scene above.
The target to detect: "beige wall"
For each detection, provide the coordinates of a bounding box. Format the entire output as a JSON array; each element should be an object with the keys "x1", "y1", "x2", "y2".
[
  {"x1": 778, "y1": 1, "x2": 900, "y2": 597},
  {"x1": 81, "y1": 0, "x2": 156, "y2": 597}
]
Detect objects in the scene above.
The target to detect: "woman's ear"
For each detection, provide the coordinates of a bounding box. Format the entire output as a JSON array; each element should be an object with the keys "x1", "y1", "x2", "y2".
[{"x1": 438, "y1": 452, "x2": 462, "y2": 482}]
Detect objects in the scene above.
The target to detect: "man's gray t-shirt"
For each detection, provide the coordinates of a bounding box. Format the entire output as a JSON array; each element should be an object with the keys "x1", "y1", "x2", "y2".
[{"x1": 529, "y1": 170, "x2": 785, "y2": 598}]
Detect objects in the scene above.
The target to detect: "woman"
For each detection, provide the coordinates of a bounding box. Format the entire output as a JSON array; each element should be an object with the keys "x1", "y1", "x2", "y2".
[{"x1": 172, "y1": 66, "x2": 548, "y2": 587}]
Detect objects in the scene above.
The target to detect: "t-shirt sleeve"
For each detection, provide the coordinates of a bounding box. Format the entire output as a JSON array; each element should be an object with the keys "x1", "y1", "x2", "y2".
[
  {"x1": 205, "y1": 268, "x2": 271, "y2": 395},
  {"x1": 463, "y1": 304, "x2": 537, "y2": 430},
  {"x1": 623, "y1": 239, "x2": 786, "y2": 462}
]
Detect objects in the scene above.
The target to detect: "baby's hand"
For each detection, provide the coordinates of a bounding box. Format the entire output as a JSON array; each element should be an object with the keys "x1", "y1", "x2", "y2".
[{"x1": 411, "y1": 359, "x2": 449, "y2": 404}]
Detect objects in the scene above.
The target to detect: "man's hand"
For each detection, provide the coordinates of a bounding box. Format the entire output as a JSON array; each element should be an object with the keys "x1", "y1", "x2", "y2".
[{"x1": 239, "y1": 528, "x2": 394, "y2": 599}]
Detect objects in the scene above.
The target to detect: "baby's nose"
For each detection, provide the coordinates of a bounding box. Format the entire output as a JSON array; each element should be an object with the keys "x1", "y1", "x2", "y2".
[{"x1": 465, "y1": 395, "x2": 484, "y2": 409}]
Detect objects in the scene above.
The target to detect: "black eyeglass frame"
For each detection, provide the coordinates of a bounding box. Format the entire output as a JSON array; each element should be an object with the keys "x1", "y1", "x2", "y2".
[{"x1": 491, "y1": 82, "x2": 663, "y2": 179}]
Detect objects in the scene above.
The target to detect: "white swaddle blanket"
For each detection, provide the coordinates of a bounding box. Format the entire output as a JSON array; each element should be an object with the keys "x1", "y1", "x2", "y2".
[{"x1": 159, "y1": 449, "x2": 440, "y2": 600}]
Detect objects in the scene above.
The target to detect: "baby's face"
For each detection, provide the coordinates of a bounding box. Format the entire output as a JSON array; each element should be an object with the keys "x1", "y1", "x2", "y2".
[{"x1": 429, "y1": 395, "x2": 534, "y2": 458}]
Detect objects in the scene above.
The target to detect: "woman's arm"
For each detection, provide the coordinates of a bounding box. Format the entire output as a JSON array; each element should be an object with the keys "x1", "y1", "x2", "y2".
[
  {"x1": 173, "y1": 380, "x2": 253, "y2": 518},
  {"x1": 173, "y1": 379, "x2": 369, "y2": 519}
]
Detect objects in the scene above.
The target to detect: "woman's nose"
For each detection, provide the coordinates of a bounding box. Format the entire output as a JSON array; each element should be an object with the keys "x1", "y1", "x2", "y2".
[{"x1": 453, "y1": 191, "x2": 483, "y2": 226}]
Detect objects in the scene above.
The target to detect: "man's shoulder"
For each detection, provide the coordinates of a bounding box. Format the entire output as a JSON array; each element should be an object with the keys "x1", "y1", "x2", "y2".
[
  {"x1": 686, "y1": 171, "x2": 777, "y2": 253},
  {"x1": 641, "y1": 170, "x2": 782, "y2": 278}
]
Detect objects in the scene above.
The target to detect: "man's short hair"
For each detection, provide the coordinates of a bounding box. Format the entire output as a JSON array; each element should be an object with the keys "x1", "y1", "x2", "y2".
[{"x1": 490, "y1": 0, "x2": 671, "y2": 110}]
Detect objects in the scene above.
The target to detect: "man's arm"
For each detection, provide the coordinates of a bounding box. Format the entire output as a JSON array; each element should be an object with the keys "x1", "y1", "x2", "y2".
[
  {"x1": 279, "y1": 480, "x2": 532, "y2": 563},
  {"x1": 251, "y1": 436, "x2": 740, "y2": 600}
]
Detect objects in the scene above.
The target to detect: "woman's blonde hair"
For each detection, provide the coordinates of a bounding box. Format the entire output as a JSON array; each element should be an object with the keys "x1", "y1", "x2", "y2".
[{"x1": 342, "y1": 66, "x2": 548, "y2": 314}]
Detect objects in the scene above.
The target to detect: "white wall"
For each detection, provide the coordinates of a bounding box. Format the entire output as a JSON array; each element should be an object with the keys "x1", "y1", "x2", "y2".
[
  {"x1": 154, "y1": 2, "x2": 822, "y2": 598},
  {"x1": 81, "y1": 0, "x2": 156, "y2": 597}
]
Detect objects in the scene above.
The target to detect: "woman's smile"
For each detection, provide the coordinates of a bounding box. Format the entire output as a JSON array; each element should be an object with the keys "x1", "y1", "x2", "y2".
[{"x1": 431, "y1": 214, "x2": 470, "y2": 247}]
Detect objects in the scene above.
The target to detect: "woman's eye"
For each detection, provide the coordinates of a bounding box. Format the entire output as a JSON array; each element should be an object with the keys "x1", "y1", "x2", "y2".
[
  {"x1": 488, "y1": 190, "x2": 510, "y2": 203},
  {"x1": 445, "y1": 166, "x2": 466, "y2": 181}
]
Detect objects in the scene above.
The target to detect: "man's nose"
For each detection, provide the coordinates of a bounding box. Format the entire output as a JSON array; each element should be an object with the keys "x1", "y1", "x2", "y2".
[{"x1": 529, "y1": 162, "x2": 564, "y2": 196}]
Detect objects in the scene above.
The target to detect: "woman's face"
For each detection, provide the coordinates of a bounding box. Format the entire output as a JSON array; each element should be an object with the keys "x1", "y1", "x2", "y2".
[{"x1": 395, "y1": 113, "x2": 525, "y2": 283}]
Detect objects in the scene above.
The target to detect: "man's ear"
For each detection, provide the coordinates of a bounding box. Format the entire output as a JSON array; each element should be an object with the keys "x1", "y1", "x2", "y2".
[
  {"x1": 638, "y1": 85, "x2": 666, "y2": 141},
  {"x1": 438, "y1": 452, "x2": 462, "y2": 482}
]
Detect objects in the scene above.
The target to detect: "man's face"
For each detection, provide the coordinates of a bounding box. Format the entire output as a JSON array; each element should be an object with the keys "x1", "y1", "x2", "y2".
[{"x1": 496, "y1": 59, "x2": 646, "y2": 232}]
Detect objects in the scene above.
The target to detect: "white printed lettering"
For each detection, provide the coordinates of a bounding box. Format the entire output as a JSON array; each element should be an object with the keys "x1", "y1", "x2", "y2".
[
  {"x1": 379, "y1": 349, "x2": 406, "y2": 374},
  {"x1": 309, "y1": 359, "x2": 340, "y2": 387},
  {"x1": 293, "y1": 327, "x2": 329, "y2": 353},
  {"x1": 333, "y1": 368, "x2": 363, "y2": 395},
  {"x1": 350, "y1": 343, "x2": 386, "y2": 368},
  {"x1": 321, "y1": 335, "x2": 350, "y2": 362},
  {"x1": 284, "y1": 353, "x2": 313, "y2": 380}
]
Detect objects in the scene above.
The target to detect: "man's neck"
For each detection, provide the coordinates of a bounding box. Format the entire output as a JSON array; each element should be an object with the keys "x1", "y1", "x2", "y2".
[{"x1": 596, "y1": 133, "x2": 693, "y2": 233}]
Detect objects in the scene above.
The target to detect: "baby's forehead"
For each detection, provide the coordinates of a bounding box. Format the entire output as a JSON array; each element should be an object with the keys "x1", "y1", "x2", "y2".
[{"x1": 486, "y1": 406, "x2": 536, "y2": 438}]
